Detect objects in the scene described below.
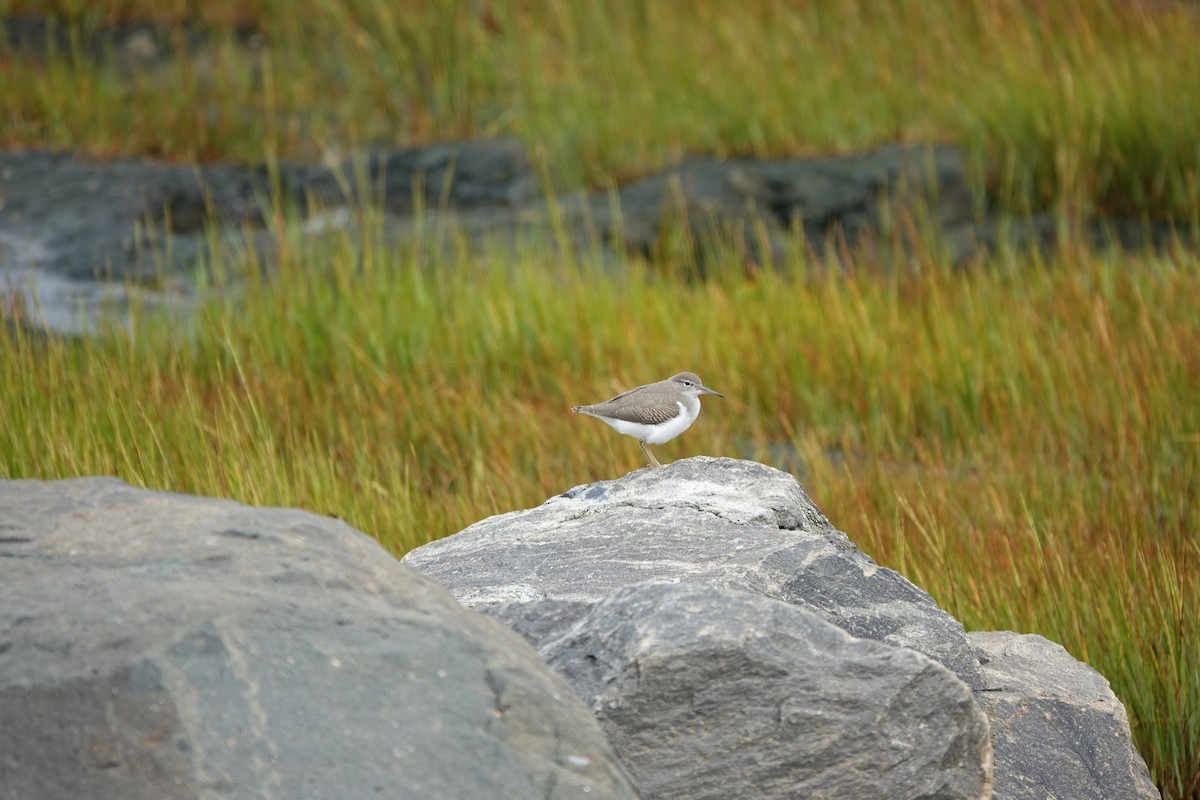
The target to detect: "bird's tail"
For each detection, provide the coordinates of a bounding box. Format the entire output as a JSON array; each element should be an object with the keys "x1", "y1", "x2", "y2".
[{"x1": 570, "y1": 406, "x2": 583, "y2": 414}]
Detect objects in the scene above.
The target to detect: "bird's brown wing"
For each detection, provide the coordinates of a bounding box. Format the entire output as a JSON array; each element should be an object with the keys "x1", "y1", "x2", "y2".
[{"x1": 585, "y1": 394, "x2": 681, "y2": 425}]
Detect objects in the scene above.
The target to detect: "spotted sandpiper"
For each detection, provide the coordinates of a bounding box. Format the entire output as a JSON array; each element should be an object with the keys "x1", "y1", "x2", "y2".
[{"x1": 571, "y1": 372, "x2": 724, "y2": 467}]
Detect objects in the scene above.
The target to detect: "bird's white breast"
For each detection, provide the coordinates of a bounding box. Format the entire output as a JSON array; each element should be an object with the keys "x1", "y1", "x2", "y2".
[{"x1": 601, "y1": 401, "x2": 698, "y2": 444}]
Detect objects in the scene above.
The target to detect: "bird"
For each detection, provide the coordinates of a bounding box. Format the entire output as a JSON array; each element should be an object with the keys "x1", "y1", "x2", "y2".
[{"x1": 571, "y1": 372, "x2": 724, "y2": 467}]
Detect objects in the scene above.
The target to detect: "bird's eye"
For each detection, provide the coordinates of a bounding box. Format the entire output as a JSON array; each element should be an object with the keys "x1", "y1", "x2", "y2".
[{"x1": 683, "y1": 380, "x2": 693, "y2": 386}]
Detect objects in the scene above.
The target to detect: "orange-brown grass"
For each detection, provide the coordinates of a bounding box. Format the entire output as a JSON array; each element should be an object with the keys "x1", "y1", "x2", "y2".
[{"x1": 1, "y1": 217, "x2": 1197, "y2": 795}]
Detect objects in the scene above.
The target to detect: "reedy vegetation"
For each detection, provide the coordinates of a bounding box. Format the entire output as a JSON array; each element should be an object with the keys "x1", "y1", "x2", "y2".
[
  {"x1": 2, "y1": 0, "x2": 1199, "y2": 216},
  {"x1": 1, "y1": 1, "x2": 1198, "y2": 797}
]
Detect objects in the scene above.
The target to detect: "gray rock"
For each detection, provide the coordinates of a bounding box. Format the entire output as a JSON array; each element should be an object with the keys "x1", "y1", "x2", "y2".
[
  {"x1": 0, "y1": 150, "x2": 268, "y2": 283},
  {"x1": 0, "y1": 477, "x2": 637, "y2": 800},
  {"x1": 969, "y1": 631, "x2": 1159, "y2": 800},
  {"x1": 552, "y1": 144, "x2": 969, "y2": 273},
  {"x1": 487, "y1": 598, "x2": 597, "y2": 650},
  {"x1": 315, "y1": 138, "x2": 539, "y2": 214},
  {"x1": 403, "y1": 456, "x2": 983, "y2": 689},
  {"x1": 0, "y1": 142, "x2": 539, "y2": 334},
  {"x1": 531, "y1": 582, "x2": 992, "y2": 800},
  {"x1": 577, "y1": 156, "x2": 790, "y2": 270},
  {"x1": 2, "y1": 15, "x2": 264, "y2": 73},
  {"x1": 729, "y1": 143, "x2": 974, "y2": 251},
  {"x1": 5, "y1": 140, "x2": 1193, "y2": 336}
]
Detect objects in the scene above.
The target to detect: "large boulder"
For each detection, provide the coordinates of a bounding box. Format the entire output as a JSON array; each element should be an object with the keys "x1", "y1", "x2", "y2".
[
  {"x1": 0, "y1": 477, "x2": 637, "y2": 800},
  {"x1": 969, "y1": 632, "x2": 1159, "y2": 800},
  {"x1": 527, "y1": 582, "x2": 992, "y2": 800},
  {"x1": 403, "y1": 457, "x2": 1161, "y2": 800},
  {"x1": 403, "y1": 456, "x2": 983, "y2": 689}
]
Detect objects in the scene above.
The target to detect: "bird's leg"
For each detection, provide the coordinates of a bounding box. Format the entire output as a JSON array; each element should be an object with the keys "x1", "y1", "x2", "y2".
[{"x1": 640, "y1": 441, "x2": 663, "y2": 467}]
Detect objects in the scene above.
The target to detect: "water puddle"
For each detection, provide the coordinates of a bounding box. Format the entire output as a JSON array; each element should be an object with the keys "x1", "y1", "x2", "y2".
[{"x1": 1, "y1": 232, "x2": 193, "y2": 335}]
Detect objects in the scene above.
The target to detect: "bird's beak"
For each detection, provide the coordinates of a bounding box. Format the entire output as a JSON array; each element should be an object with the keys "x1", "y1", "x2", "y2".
[{"x1": 702, "y1": 386, "x2": 724, "y2": 398}]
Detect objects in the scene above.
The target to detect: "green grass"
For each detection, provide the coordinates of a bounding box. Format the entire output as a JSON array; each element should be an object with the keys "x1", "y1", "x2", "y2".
[
  {"x1": 2, "y1": 0, "x2": 1199, "y2": 215},
  {"x1": 2, "y1": 215, "x2": 1197, "y2": 797}
]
